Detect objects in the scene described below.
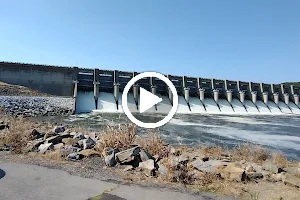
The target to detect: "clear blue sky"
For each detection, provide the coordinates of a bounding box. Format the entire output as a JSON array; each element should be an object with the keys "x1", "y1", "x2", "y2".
[{"x1": 0, "y1": 0, "x2": 299, "y2": 83}]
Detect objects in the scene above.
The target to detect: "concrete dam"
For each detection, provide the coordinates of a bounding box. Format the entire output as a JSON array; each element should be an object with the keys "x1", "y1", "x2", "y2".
[{"x1": 0, "y1": 61, "x2": 299, "y2": 115}]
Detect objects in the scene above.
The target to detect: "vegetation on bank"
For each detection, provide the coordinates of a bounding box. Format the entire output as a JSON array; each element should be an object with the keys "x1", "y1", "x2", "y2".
[
  {"x1": 282, "y1": 82, "x2": 300, "y2": 88},
  {"x1": 1, "y1": 112, "x2": 300, "y2": 200}
]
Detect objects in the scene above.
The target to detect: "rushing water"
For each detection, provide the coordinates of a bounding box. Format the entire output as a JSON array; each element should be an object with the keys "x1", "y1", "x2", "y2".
[{"x1": 40, "y1": 112, "x2": 300, "y2": 160}]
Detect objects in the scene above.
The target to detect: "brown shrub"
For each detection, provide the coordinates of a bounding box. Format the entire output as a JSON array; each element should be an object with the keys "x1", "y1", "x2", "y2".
[
  {"x1": 201, "y1": 146, "x2": 224, "y2": 156},
  {"x1": 0, "y1": 116, "x2": 33, "y2": 153},
  {"x1": 272, "y1": 152, "x2": 288, "y2": 168},
  {"x1": 136, "y1": 128, "x2": 168, "y2": 156},
  {"x1": 94, "y1": 124, "x2": 136, "y2": 153},
  {"x1": 232, "y1": 143, "x2": 269, "y2": 163}
]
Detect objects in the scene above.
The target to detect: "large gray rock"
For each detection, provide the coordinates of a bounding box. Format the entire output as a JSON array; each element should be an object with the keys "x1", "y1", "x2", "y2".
[
  {"x1": 158, "y1": 162, "x2": 167, "y2": 177},
  {"x1": 285, "y1": 167, "x2": 300, "y2": 176},
  {"x1": 31, "y1": 129, "x2": 45, "y2": 139},
  {"x1": 38, "y1": 143, "x2": 53, "y2": 154},
  {"x1": 192, "y1": 160, "x2": 230, "y2": 173},
  {"x1": 115, "y1": 146, "x2": 141, "y2": 164},
  {"x1": 67, "y1": 153, "x2": 80, "y2": 161},
  {"x1": 83, "y1": 137, "x2": 96, "y2": 149},
  {"x1": 45, "y1": 135, "x2": 63, "y2": 144},
  {"x1": 103, "y1": 148, "x2": 120, "y2": 167},
  {"x1": 269, "y1": 173, "x2": 286, "y2": 182},
  {"x1": 73, "y1": 133, "x2": 86, "y2": 140},
  {"x1": 247, "y1": 172, "x2": 264, "y2": 181},
  {"x1": 139, "y1": 159, "x2": 155, "y2": 170},
  {"x1": 62, "y1": 138, "x2": 78, "y2": 146},
  {"x1": 283, "y1": 173, "x2": 300, "y2": 187},
  {"x1": 262, "y1": 161, "x2": 278, "y2": 173},
  {"x1": 54, "y1": 126, "x2": 65, "y2": 133},
  {"x1": 139, "y1": 149, "x2": 152, "y2": 162}
]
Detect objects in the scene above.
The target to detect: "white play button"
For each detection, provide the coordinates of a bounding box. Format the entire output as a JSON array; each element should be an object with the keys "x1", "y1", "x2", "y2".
[{"x1": 139, "y1": 87, "x2": 162, "y2": 113}]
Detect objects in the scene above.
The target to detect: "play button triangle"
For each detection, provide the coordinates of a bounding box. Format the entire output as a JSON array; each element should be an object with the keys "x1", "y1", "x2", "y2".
[{"x1": 139, "y1": 87, "x2": 162, "y2": 113}]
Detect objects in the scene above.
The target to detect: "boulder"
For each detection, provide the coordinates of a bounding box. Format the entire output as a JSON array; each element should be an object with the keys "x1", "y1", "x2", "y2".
[
  {"x1": 43, "y1": 132, "x2": 56, "y2": 140},
  {"x1": 62, "y1": 138, "x2": 78, "y2": 146},
  {"x1": 77, "y1": 139, "x2": 85, "y2": 147},
  {"x1": 220, "y1": 162, "x2": 246, "y2": 182},
  {"x1": 46, "y1": 135, "x2": 63, "y2": 144},
  {"x1": 33, "y1": 138, "x2": 45, "y2": 147},
  {"x1": 103, "y1": 148, "x2": 120, "y2": 167},
  {"x1": 283, "y1": 173, "x2": 300, "y2": 188},
  {"x1": 78, "y1": 149, "x2": 100, "y2": 157},
  {"x1": 54, "y1": 126, "x2": 65, "y2": 133},
  {"x1": 83, "y1": 137, "x2": 96, "y2": 149},
  {"x1": 69, "y1": 132, "x2": 77, "y2": 137},
  {"x1": 222, "y1": 162, "x2": 244, "y2": 173},
  {"x1": 38, "y1": 143, "x2": 53, "y2": 154},
  {"x1": 262, "y1": 161, "x2": 278, "y2": 173},
  {"x1": 269, "y1": 173, "x2": 286, "y2": 182},
  {"x1": 139, "y1": 159, "x2": 155, "y2": 170},
  {"x1": 67, "y1": 153, "x2": 80, "y2": 161},
  {"x1": 139, "y1": 149, "x2": 152, "y2": 162},
  {"x1": 31, "y1": 129, "x2": 45, "y2": 139},
  {"x1": 158, "y1": 162, "x2": 167, "y2": 177},
  {"x1": 115, "y1": 146, "x2": 141, "y2": 164},
  {"x1": 59, "y1": 132, "x2": 71, "y2": 138},
  {"x1": 247, "y1": 172, "x2": 264, "y2": 181},
  {"x1": 74, "y1": 133, "x2": 86, "y2": 140},
  {"x1": 285, "y1": 167, "x2": 300, "y2": 176},
  {"x1": 1, "y1": 144, "x2": 11, "y2": 151},
  {"x1": 192, "y1": 160, "x2": 230, "y2": 173}
]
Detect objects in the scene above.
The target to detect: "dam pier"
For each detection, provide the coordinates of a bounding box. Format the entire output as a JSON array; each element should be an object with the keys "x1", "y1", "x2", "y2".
[{"x1": 0, "y1": 61, "x2": 299, "y2": 114}]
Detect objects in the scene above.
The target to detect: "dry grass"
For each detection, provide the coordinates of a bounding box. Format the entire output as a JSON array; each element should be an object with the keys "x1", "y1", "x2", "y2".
[
  {"x1": 272, "y1": 152, "x2": 288, "y2": 168},
  {"x1": 0, "y1": 115, "x2": 34, "y2": 153},
  {"x1": 136, "y1": 128, "x2": 168, "y2": 156},
  {"x1": 201, "y1": 146, "x2": 224, "y2": 156},
  {"x1": 94, "y1": 124, "x2": 137, "y2": 153},
  {"x1": 232, "y1": 143, "x2": 269, "y2": 164},
  {"x1": 42, "y1": 150, "x2": 64, "y2": 161}
]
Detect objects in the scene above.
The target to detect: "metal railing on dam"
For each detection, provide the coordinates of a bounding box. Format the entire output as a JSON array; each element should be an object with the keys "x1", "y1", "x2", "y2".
[{"x1": 0, "y1": 61, "x2": 299, "y2": 114}]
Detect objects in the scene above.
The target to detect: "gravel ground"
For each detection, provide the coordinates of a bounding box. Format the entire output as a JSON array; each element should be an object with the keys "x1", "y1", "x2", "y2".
[
  {"x1": 0, "y1": 152, "x2": 209, "y2": 197},
  {"x1": 0, "y1": 96, "x2": 74, "y2": 117}
]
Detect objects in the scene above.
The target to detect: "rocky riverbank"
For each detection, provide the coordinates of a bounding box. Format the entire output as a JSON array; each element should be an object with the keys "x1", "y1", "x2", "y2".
[
  {"x1": 0, "y1": 96, "x2": 74, "y2": 117},
  {"x1": 0, "y1": 115, "x2": 300, "y2": 200}
]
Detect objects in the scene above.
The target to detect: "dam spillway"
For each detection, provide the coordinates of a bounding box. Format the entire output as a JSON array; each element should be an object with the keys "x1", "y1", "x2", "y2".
[
  {"x1": 73, "y1": 68, "x2": 300, "y2": 115},
  {"x1": 0, "y1": 61, "x2": 299, "y2": 115}
]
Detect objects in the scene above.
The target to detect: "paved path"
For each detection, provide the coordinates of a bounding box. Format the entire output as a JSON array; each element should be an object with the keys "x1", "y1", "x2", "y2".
[{"x1": 0, "y1": 162, "x2": 235, "y2": 200}]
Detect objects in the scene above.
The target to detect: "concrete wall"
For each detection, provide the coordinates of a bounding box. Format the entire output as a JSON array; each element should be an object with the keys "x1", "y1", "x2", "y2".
[{"x1": 0, "y1": 62, "x2": 76, "y2": 96}]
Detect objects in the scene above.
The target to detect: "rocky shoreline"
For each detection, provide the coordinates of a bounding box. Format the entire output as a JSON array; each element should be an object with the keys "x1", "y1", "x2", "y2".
[
  {"x1": 1, "y1": 116, "x2": 300, "y2": 199},
  {"x1": 0, "y1": 96, "x2": 74, "y2": 117}
]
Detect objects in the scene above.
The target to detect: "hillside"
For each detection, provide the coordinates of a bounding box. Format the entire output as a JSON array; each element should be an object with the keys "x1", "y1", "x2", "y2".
[{"x1": 0, "y1": 81, "x2": 51, "y2": 96}]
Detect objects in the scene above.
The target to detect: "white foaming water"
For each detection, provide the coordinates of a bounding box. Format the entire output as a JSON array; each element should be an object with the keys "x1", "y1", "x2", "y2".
[
  {"x1": 117, "y1": 92, "x2": 138, "y2": 113},
  {"x1": 189, "y1": 97, "x2": 206, "y2": 113},
  {"x1": 256, "y1": 100, "x2": 271, "y2": 113},
  {"x1": 267, "y1": 101, "x2": 282, "y2": 114},
  {"x1": 205, "y1": 126, "x2": 300, "y2": 151},
  {"x1": 75, "y1": 91, "x2": 96, "y2": 113},
  {"x1": 176, "y1": 96, "x2": 191, "y2": 113},
  {"x1": 231, "y1": 99, "x2": 247, "y2": 113},
  {"x1": 96, "y1": 92, "x2": 118, "y2": 112},
  {"x1": 278, "y1": 101, "x2": 292, "y2": 114},
  {"x1": 244, "y1": 100, "x2": 260, "y2": 113},
  {"x1": 288, "y1": 102, "x2": 300, "y2": 114},
  {"x1": 218, "y1": 99, "x2": 235, "y2": 113},
  {"x1": 204, "y1": 98, "x2": 220, "y2": 113},
  {"x1": 156, "y1": 95, "x2": 172, "y2": 113}
]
